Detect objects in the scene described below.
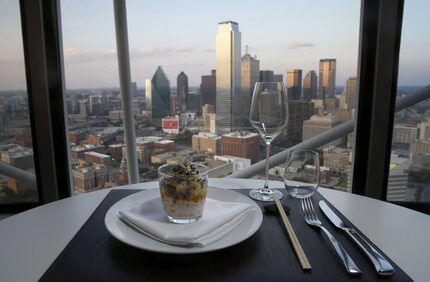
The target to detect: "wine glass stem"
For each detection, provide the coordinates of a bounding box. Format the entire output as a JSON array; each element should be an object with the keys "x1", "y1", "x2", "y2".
[{"x1": 264, "y1": 140, "x2": 271, "y2": 189}]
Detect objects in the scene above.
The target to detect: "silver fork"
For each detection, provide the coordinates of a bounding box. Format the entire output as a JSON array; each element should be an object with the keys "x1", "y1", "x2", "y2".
[{"x1": 301, "y1": 197, "x2": 362, "y2": 275}]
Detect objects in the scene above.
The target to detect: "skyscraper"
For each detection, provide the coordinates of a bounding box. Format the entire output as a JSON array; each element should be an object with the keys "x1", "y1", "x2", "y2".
[
  {"x1": 303, "y1": 70, "x2": 318, "y2": 101},
  {"x1": 200, "y1": 70, "x2": 216, "y2": 111},
  {"x1": 287, "y1": 100, "x2": 314, "y2": 146},
  {"x1": 216, "y1": 21, "x2": 241, "y2": 133},
  {"x1": 286, "y1": 69, "x2": 302, "y2": 101},
  {"x1": 345, "y1": 76, "x2": 357, "y2": 111},
  {"x1": 176, "y1": 71, "x2": 189, "y2": 113},
  {"x1": 273, "y1": 74, "x2": 283, "y2": 82},
  {"x1": 130, "y1": 81, "x2": 137, "y2": 97},
  {"x1": 318, "y1": 59, "x2": 336, "y2": 100},
  {"x1": 146, "y1": 66, "x2": 171, "y2": 119},
  {"x1": 259, "y1": 70, "x2": 274, "y2": 82},
  {"x1": 241, "y1": 52, "x2": 260, "y2": 126},
  {"x1": 303, "y1": 113, "x2": 343, "y2": 149}
]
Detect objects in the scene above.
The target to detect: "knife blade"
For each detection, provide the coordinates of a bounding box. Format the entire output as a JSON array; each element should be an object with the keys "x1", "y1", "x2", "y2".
[{"x1": 319, "y1": 200, "x2": 394, "y2": 276}]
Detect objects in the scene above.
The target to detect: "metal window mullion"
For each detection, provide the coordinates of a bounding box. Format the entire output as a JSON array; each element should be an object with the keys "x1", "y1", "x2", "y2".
[
  {"x1": 20, "y1": 0, "x2": 71, "y2": 203},
  {"x1": 352, "y1": 0, "x2": 404, "y2": 200},
  {"x1": 113, "y1": 0, "x2": 139, "y2": 183}
]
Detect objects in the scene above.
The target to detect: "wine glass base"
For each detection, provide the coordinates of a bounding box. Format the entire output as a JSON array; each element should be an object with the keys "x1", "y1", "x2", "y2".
[{"x1": 249, "y1": 188, "x2": 283, "y2": 202}]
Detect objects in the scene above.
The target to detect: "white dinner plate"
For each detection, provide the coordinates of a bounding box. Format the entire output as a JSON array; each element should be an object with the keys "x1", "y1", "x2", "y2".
[{"x1": 104, "y1": 187, "x2": 263, "y2": 254}]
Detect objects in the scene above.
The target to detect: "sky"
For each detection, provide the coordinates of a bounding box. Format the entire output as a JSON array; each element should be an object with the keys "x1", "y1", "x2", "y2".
[{"x1": 0, "y1": 0, "x2": 429, "y2": 90}]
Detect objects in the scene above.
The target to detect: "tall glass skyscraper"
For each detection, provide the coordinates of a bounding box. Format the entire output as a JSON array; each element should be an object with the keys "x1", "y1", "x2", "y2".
[
  {"x1": 318, "y1": 59, "x2": 336, "y2": 100},
  {"x1": 146, "y1": 66, "x2": 170, "y2": 119},
  {"x1": 176, "y1": 71, "x2": 188, "y2": 113},
  {"x1": 303, "y1": 70, "x2": 318, "y2": 101},
  {"x1": 286, "y1": 69, "x2": 303, "y2": 101},
  {"x1": 216, "y1": 21, "x2": 241, "y2": 133},
  {"x1": 345, "y1": 76, "x2": 357, "y2": 111},
  {"x1": 241, "y1": 52, "x2": 259, "y2": 127}
]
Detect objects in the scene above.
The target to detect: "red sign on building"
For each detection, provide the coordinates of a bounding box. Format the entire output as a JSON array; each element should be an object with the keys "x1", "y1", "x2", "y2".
[{"x1": 162, "y1": 118, "x2": 180, "y2": 134}]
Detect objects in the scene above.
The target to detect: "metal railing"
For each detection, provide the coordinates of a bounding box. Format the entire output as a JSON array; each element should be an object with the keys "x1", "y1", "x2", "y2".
[
  {"x1": 0, "y1": 85, "x2": 429, "y2": 189},
  {"x1": 0, "y1": 162, "x2": 37, "y2": 187},
  {"x1": 228, "y1": 85, "x2": 430, "y2": 179}
]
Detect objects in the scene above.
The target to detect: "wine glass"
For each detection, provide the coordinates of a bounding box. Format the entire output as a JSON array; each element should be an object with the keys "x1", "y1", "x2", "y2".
[
  {"x1": 284, "y1": 150, "x2": 320, "y2": 198},
  {"x1": 249, "y1": 82, "x2": 288, "y2": 201}
]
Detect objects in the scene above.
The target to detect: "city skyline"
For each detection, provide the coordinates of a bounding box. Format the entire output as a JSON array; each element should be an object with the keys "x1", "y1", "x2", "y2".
[{"x1": 1, "y1": 0, "x2": 429, "y2": 91}]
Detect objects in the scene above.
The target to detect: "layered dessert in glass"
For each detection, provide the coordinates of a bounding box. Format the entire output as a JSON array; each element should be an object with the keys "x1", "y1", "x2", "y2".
[{"x1": 158, "y1": 161, "x2": 208, "y2": 224}]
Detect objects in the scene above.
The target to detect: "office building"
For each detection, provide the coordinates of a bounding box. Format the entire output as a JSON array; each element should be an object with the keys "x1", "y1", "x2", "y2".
[
  {"x1": 84, "y1": 151, "x2": 111, "y2": 166},
  {"x1": 202, "y1": 104, "x2": 215, "y2": 120},
  {"x1": 202, "y1": 104, "x2": 215, "y2": 131},
  {"x1": 154, "y1": 140, "x2": 175, "y2": 152},
  {"x1": 392, "y1": 124, "x2": 418, "y2": 145},
  {"x1": 192, "y1": 132, "x2": 221, "y2": 154},
  {"x1": 303, "y1": 70, "x2": 317, "y2": 101},
  {"x1": 221, "y1": 131, "x2": 260, "y2": 163},
  {"x1": 323, "y1": 146, "x2": 352, "y2": 174},
  {"x1": 273, "y1": 74, "x2": 283, "y2": 82},
  {"x1": 78, "y1": 99, "x2": 88, "y2": 118},
  {"x1": 241, "y1": 52, "x2": 260, "y2": 126},
  {"x1": 177, "y1": 71, "x2": 189, "y2": 113},
  {"x1": 345, "y1": 77, "x2": 358, "y2": 111},
  {"x1": 89, "y1": 94, "x2": 106, "y2": 115},
  {"x1": 170, "y1": 95, "x2": 176, "y2": 115},
  {"x1": 216, "y1": 21, "x2": 241, "y2": 133},
  {"x1": 187, "y1": 92, "x2": 201, "y2": 111},
  {"x1": 72, "y1": 164, "x2": 111, "y2": 193},
  {"x1": 419, "y1": 121, "x2": 430, "y2": 140},
  {"x1": 287, "y1": 101, "x2": 314, "y2": 146},
  {"x1": 318, "y1": 59, "x2": 336, "y2": 101},
  {"x1": 130, "y1": 81, "x2": 138, "y2": 97},
  {"x1": 205, "y1": 113, "x2": 217, "y2": 133},
  {"x1": 259, "y1": 70, "x2": 274, "y2": 82},
  {"x1": 410, "y1": 139, "x2": 430, "y2": 167},
  {"x1": 286, "y1": 69, "x2": 302, "y2": 101},
  {"x1": 200, "y1": 70, "x2": 216, "y2": 110},
  {"x1": 146, "y1": 66, "x2": 171, "y2": 119},
  {"x1": 108, "y1": 110, "x2": 122, "y2": 121},
  {"x1": 387, "y1": 154, "x2": 410, "y2": 201},
  {"x1": 303, "y1": 114, "x2": 342, "y2": 149}
]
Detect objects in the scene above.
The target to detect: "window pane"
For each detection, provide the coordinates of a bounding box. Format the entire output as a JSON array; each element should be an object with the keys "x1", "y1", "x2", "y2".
[
  {"x1": 0, "y1": 0, "x2": 38, "y2": 204},
  {"x1": 61, "y1": 0, "x2": 360, "y2": 192},
  {"x1": 61, "y1": 0, "x2": 128, "y2": 194},
  {"x1": 391, "y1": 0, "x2": 430, "y2": 202}
]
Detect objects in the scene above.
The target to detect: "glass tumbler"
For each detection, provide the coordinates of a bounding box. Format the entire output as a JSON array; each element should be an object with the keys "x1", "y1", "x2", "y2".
[
  {"x1": 158, "y1": 163, "x2": 208, "y2": 224},
  {"x1": 284, "y1": 150, "x2": 320, "y2": 198}
]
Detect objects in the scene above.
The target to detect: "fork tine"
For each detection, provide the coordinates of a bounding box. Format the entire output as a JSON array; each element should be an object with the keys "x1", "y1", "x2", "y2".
[
  {"x1": 307, "y1": 198, "x2": 316, "y2": 221},
  {"x1": 301, "y1": 198, "x2": 308, "y2": 219}
]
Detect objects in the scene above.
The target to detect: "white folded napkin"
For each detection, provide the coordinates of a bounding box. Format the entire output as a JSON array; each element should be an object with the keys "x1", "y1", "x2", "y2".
[{"x1": 118, "y1": 196, "x2": 253, "y2": 247}]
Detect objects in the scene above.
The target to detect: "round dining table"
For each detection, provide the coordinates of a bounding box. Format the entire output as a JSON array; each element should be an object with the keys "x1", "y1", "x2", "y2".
[{"x1": 0, "y1": 178, "x2": 429, "y2": 282}]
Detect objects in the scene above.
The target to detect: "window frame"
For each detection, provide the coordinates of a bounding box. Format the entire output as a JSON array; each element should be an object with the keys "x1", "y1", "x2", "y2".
[{"x1": 4, "y1": 0, "x2": 429, "y2": 214}]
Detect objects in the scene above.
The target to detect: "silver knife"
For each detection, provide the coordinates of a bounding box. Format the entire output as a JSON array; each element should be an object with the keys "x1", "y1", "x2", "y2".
[{"x1": 319, "y1": 200, "x2": 394, "y2": 276}]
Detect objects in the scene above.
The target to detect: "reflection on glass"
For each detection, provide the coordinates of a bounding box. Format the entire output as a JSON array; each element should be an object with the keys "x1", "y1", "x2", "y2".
[{"x1": 0, "y1": 1, "x2": 38, "y2": 204}]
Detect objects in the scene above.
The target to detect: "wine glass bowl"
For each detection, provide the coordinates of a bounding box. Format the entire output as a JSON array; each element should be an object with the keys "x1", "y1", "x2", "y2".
[
  {"x1": 249, "y1": 82, "x2": 288, "y2": 201},
  {"x1": 284, "y1": 150, "x2": 320, "y2": 198}
]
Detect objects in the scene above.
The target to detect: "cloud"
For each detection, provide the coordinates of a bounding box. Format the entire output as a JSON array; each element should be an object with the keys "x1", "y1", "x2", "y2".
[
  {"x1": 63, "y1": 48, "x2": 116, "y2": 63},
  {"x1": 62, "y1": 46, "x2": 195, "y2": 63},
  {"x1": 131, "y1": 46, "x2": 194, "y2": 57},
  {"x1": 287, "y1": 42, "x2": 315, "y2": 50}
]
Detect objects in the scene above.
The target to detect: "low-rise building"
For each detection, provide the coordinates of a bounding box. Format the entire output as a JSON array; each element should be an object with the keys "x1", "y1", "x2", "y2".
[
  {"x1": 192, "y1": 132, "x2": 221, "y2": 154},
  {"x1": 221, "y1": 131, "x2": 260, "y2": 163}
]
